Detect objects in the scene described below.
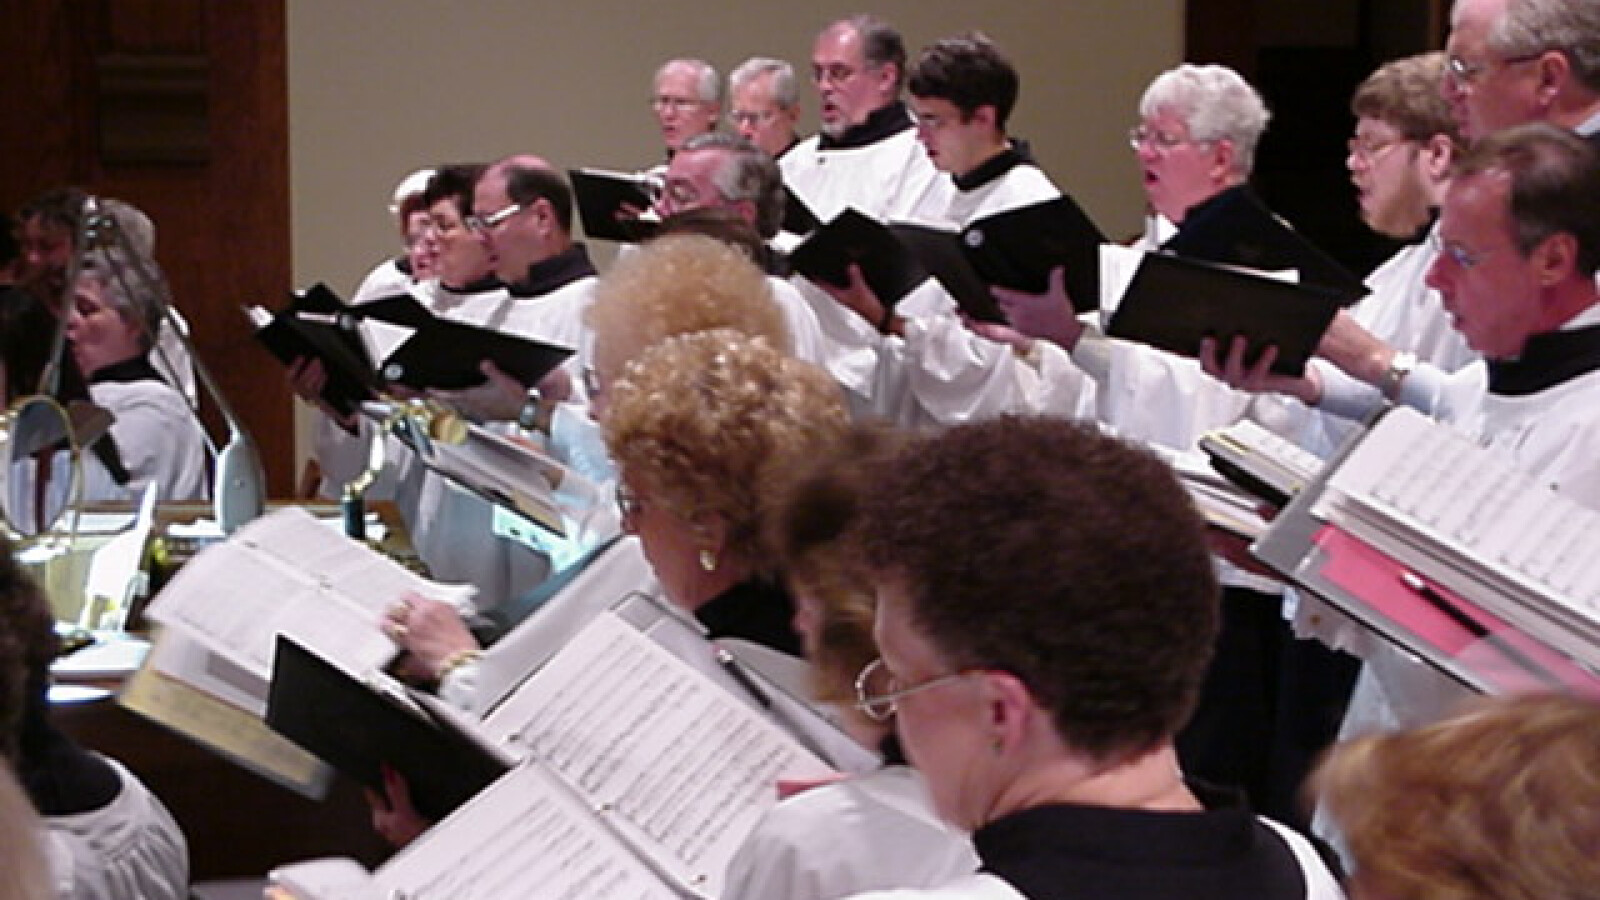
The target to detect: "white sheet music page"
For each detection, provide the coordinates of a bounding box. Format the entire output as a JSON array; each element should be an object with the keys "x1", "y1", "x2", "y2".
[
  {"x1": 1314, "y1": 406, "x2": 1600, "y2": 659},
  {"x1": 143, "y1": 506, "x2": 474, "y2": 683},
  {"x1": 372, "y1": 762, "x2": 678, "y2": 900},
  {"x1": 480, "y1": 612, "x2": 834, "y2": 898}
]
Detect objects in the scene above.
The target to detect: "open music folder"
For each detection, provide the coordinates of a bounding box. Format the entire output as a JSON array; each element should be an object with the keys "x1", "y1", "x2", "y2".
[
  {"x1": 247, "y1": 283, "x2": 379, "y2": 419},
  {"x1": 569, "y1": 167, "x2": 661, "y2": 243},
  {"x1": 1103, "y1": 249, "x2": 1345, "y2": 378},
  {"x1": 1253, "y1": 406, "x2": 1600, "y2": 694},
  {"x1": 250, "y1": 285, "x2": 574, "y2": 397},
  {"x1": 271, "y1": 610, "x2": 839, "y2": 900}
]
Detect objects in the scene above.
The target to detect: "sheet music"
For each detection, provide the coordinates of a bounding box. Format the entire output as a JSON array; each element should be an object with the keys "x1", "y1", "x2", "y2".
[
  {"x1": 144, "y1": 506, "x2": 475, "y2": 683},
  {"x1": 479, "y1": 613, "x2": 833, "y2": 897},
  {"x1": 1316, "y1": 407, "x2": 1600, "y2": 661},
  {"x1": 372, "y1": 763, "x2": 678, "y2": 900}
]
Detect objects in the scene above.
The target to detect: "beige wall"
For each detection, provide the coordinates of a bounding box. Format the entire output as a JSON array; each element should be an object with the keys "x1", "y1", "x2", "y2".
[{"x1": 286, "y1": 0, "x2": 1183, "y2": 460}]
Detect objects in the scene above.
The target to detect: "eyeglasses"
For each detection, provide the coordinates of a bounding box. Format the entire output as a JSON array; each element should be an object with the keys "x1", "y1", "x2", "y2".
[
  {"x1": 853, "y1": 657, "x2": 975, "y2": 722},
  {"x1": 812, "y1": 63, "x2": 868, "y2": 86},
  {"x1": 727, "y1": 109, "x2": 778, "y2": 128},
  {"x1": 657, "y1": 178, "x2": 707, "y2": 209},
  {"x1": 1347, "y1": 135, "x2": 1405, "y2": 162},
  {"x1": 651, "y1": 95, "x2": 703, "y2": 113},
  {"x1": 465, "y1": 202, "x2": 524, "y2": 233},
  {"x1": 1128, "y1": 125, "x2": 1201, "y2": 153},
  {"x1": 1445, "y1": 51, "x2": 1544, "y2": 87},
  {"x1": 1442, "y1": 240, "x2": 1489, "y2": 270}
]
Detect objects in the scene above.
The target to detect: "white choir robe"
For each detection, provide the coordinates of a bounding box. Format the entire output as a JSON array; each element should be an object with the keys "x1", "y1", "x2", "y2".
[{"x1": 722, "y1": 766, "x2": 977, "y2": 900}]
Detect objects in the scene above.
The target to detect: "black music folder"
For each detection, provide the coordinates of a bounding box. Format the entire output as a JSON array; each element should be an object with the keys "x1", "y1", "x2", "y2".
[
  {"x1": 377, "y1": 318, "x2": 573, "y2": 391},
  {"x1": 780, "y1": 185, "x2": 822, "y2": 236},
  {"x1": 886, "y1": 222, "x2": 1006, "y2": 323},
  {"x1": 1106, "y1": 253, "x2": 1343, "y2": 377},
  {"x1": 1163, "y1": 186, "x2": 1368, "y2": 303},
  {"x1": 568, "y1": 167, "x2": 659, "y2": 243},
  {"x1": 960, "y1": 194, "x2": 1106, "y2": 313},
  {"x1": 266, "y1": 636, "x2": 510, "y2": 822},
  {"x1": 247, "y1": 283, "x2": 379, "y2": 419},
  {"x1": 789, "y1": 208, "x2": 932, "y2": 309}
]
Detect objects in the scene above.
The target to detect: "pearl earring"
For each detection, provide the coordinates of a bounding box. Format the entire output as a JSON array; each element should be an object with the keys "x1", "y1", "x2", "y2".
[{"x1": 700, "y1": 549, "x2": 718, "y2": 572}]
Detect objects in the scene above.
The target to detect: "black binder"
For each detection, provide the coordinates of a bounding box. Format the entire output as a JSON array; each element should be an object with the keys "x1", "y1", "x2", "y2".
[
  {"x1": 780, "y1": 185, "x2": 822, "y2": 237},
  {"x1": 1163, "y1": 186, "x2": 1368, "y2": 303},
  {"x1": 249, "y1": 283, "x2": 379, "y2": 419},
  {"x1": 569, "y1": 168, "x2": 660, "y2": 243},
  {"x1": 266, "y1": 636, "x2": 510, "y2": 822},
  {"x1": 377, "y1": 318, "x2": 573, "y2": 392},
  {"x1": 1106, "y1": 253, "x2": 1343, "y2": 377},
  {"x1": 788, "y1": 208, "x2": 931, "y2": 308},
  {"x1": 959, "y1": 194, "x2": 1106, "y2": 313}
]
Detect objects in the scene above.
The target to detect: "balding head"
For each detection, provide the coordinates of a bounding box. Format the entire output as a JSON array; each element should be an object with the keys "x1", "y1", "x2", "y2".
[{"x1": 473, "y1": 154, "x2": 574, "y2": 284}]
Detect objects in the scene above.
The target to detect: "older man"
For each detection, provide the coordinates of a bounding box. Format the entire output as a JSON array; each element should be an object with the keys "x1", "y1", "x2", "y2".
[
  {"x1": 651, "y1": 132, "x2": 837, "y2": 371},
  {"x1": 1443, "y1": 0, "x2": 1600, "y2": 144},
  {"x1": 407, "y1": 157, "x2": 601, "y2": 612},
  {"x1": 650, "y1": 58, "x2": 721, "y2": 165},
  {"x1": 1250, "y1": 125, "x2": 1600, "y2": 500},
  {"x1": 727, "y1": 57, "x2": 802, "y2": 160},
  {"x1": 780, "y1": 15, "x2": 947, "y2": 231},
  {"x1": 1275, "y1": 53, "x2": 1479, "y2": 458}
]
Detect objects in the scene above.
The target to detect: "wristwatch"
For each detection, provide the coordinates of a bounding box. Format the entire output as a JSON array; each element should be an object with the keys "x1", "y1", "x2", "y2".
[
  {"x1": 515, "y1": 387, "x2": 546, "y2": 433},
  {"x1": 1380, "y1": 350, "x2": 1416, "y2": 402}
]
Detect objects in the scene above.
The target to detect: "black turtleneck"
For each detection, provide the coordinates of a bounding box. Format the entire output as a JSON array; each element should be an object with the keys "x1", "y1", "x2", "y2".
[
  {"x1": 693, "y1": 577, "x2": 802, "y2": 658},
  {"x1": 953, "y1": 141, "x2": 1034, "y2": 193},
  {"x1": 1487, "y1": 320, "x2": 1600, "y2": 396},
  {"x1": 19, "y1": 694, "x2": 120, "y2": 816},
  {"x1": 88, "y1": 355, "x2": 165, "y2": 386},
  {"x1": 507, "y1": 243, "x2": 598, "y2": 298},
  {"x1": 440, "y1": 274, "x2": 503, "y2": 295},
  {"x1": 971, "y1": 781, "x2": 1310, "y2": 900},
  {"x1": 818, "y1": 101, "x2": 914, "y2": 151}
]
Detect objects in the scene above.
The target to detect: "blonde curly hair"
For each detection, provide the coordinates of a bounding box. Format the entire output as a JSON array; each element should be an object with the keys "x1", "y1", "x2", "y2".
[
  {"x1": 603, "y1": 329, "x2": 847, "y2": 571},
  {"x1": 585, "y1": 234, "x2": 791, "y2": 390},
  {"x1": 1313, "y1": 692, "x2": 1600, "y2": 900}
]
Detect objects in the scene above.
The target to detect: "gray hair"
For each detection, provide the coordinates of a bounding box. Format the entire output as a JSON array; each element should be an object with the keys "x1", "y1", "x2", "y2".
[
  {"x1": 681, "y1": 132, "x2": 785, "y2": 238},
  {"x1": 656, "y1": 58, "x2": 722, "y2": 106},
  {"x1": 1484, "y1": 0, "x2": 1600, "y2": 93},
  {"x1": 1139, "y1": 64, "x2": 1271, "y2": 176},
  {"x1": 99, "y1": 198, "x2": 156, "y2": 259},
  {"x1": 79, "y1": 245, "x2": 167, "y2": 352},
  {"x1": 826, "y1": 15, "x2": 907, "y2": 91},
  {"x1": 730, "y1": 57, "x2": 799, "y2": 109}
]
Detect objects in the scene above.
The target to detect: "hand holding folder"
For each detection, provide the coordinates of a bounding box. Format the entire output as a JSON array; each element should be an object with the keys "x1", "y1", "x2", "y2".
[
  {"x1": 247, "y1": 283, "x2": 379, "y2": 419},
  {"x1": 251, "y1": 284, "x2": 574, "y2": 400},
  {"x1": 568, "y1": 167, "x2": 660, "y2": 243},
  {"x1": 1106, "y1": 252, "x2": 1343, "y2": 377}
]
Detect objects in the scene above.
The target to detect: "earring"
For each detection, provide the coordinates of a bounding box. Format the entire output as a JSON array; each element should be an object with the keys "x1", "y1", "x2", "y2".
[{"x1": 699, "y1": 549, "x2": 718, "y2": 572}]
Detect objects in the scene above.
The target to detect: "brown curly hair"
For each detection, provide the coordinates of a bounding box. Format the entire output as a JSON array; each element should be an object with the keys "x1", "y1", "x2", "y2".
[
  {"x1": 858, "y1": 415, "x2": 1219, "y2": 763},
  {"x1": 770, "y1": 423, "x2": 909, "y2": 706}
]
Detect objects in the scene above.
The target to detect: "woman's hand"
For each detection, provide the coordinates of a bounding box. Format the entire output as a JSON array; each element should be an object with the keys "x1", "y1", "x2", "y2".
[{"x1": 385, "y1": 593, "x2": 481, "y2": 683}]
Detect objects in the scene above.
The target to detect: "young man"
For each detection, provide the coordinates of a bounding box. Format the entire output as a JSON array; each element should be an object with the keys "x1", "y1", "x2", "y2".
[{"x1": 814, "y1": 34, "x2": 1097, "y2": 428}]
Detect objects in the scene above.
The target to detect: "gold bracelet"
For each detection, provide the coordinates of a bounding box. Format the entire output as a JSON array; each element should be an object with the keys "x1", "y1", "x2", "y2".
[{"x1": 435, "y1": 648, "x2": 483, "y2": 682}]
